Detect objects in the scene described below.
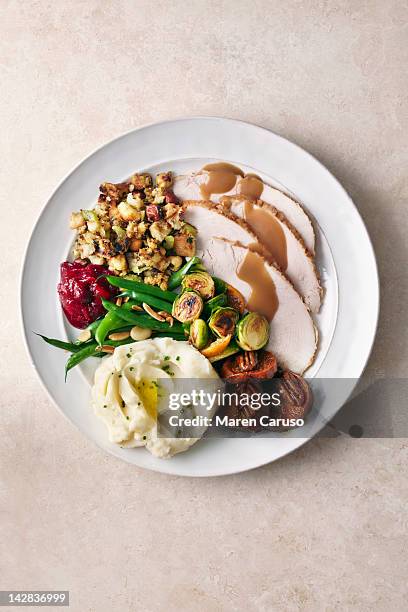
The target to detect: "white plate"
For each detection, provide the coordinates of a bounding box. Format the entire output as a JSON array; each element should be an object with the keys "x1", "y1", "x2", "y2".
[{"x1": 20, "y1": 117, "x2": 379, "y2": 477}]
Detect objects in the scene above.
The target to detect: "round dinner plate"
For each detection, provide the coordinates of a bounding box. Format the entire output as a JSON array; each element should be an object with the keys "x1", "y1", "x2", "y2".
[{"x1": 20, "y1": 117, "x2": 379, "y2": 477}]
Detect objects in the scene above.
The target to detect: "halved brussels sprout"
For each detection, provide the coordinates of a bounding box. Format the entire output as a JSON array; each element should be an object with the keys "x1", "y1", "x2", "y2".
[
  {"x1": 208, "y1": 307, "x2": 239, "y2": 337},
  {"x1": 189, "y1": 319, "x2": 209, "y2": 349},
  {"x1": 226, "y1": 283, "x2": 246, "y2": 315},
  {"x1": 172, "y1": 291, "x2": 203, "y2": 323},
  {"x1": 236, "y1": 312, "x2": 270, "y2": 351},
  {"x1": 181, "y1": 272, "x2": 215, "y2": 300}
]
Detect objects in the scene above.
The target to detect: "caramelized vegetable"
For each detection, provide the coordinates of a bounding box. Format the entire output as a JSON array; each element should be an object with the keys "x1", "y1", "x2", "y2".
[
  {"x1": 172, "y1": 291, "x2": 203, "y2": 323},
  {"x1": 182, "y1": 271, "x2": 215, "y2": 300},
  {"x1": 226, "y1": 283, "x2": 246, "y2": 315},
  {"x1": 208, "y1": 307, "x2": 239, "y2": 338},
  {"x1": 189, "y1": 319, "x2": 209, "y2": 349},
  {"x1": 201, "y1": 335, "x2": 232, "y2": 358},
  {"x1": 236, "y1": 312, "x2": 269, "y2": 351},
  {"x1": 208, "y1": 341, "x2": 240, "y2": 363}
]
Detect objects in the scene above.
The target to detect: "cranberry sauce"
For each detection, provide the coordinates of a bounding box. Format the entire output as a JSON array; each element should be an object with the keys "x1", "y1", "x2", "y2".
[{"x1": 57, "y1": 261, "x2": 117, "y2": 329}]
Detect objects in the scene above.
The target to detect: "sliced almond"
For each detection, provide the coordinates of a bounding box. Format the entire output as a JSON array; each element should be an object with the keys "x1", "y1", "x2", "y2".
[
  {"x1": 142, "y1": 303, "x2": 165, "y2": 321},
  {"x1": 96, "y1": 345, "x2": 115, "y2": 353},
  {"x1": 77, "y1": 329, "x2": 91, "y2": 343},
  {"x1": 131, "y1": 304, "x2": 143, "y2": 312},
  {"x1": 158, "y1": 311, "x2": 174, "y2": 327},
  {"x1": 116, "y1": 297, "x2": 123, "y2": 307},
  {"x1": 108, "y1": 331, "x2": 130, "y2": 341}
]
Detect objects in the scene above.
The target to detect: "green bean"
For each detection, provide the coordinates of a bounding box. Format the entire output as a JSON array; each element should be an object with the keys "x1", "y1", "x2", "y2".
[
  {"x1": 105, "y1": 275, "x2": 176, "y2": 302},
  {"x1": 191, "y1": 261, "x2": 207, "y2": 272},
  {"x1": 65, "y1": 343, "x2": 98, "y2": 379},
  {"x1": 95, "y1": 311, "x2": 124, "y2": 346},
  {"x1": 102, "y1": 338, "x2": 135, "y2": 347},
  {"x1": 102, "y1": 299, "x2": 184, "y2": 332},
  {"x1": 36, "y1": 333, "x2": 85, "y2": 353},
  {"x1": 64, "y1": 337, "x2": 137, "y2": 379},
  {"x1": 168, "y1": 256, "x2": 201, "y2": 290},
  {"x1": 153, "y1": 331, "x2": 186, "y2": 340},
  {"x1": 86, "y1": 317, "x2": 104, "y2": 335},
  {"x1": 203, "y1": 293, "x2": 227, "y2": 318},
  {"x1": 105, "y1": 325, "x2": 133, "y2": 335},
  {"x1": 120, "y1": 291, "x2": 173, "y2": 314}
]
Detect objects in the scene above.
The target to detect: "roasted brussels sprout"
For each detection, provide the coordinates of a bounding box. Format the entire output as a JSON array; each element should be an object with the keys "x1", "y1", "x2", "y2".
[
  {"x1": 226, "y1": 283, "x2": 246, "y2": 315},
  {"x1": 208, "y1": 307, "x2": 239, "y2": 337},
  {"x1": 181, "y1": 271, "x2": 215, "y2": 300},
  {"x1": 236, "y1": 312, "x2": 270, "y2": 351},
  {"x1": 189, "y1": 319, "x2": 209, "y2": 349},
  {"x1": 172, "y1": 291, "x2": 203, "y2": 323}
]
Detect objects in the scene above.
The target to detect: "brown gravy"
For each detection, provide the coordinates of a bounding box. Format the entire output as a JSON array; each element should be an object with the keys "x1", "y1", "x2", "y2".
[
  {"x1": 200, "y1": 163, "x2": 264, "y2": 201},
  {"x1": 243, "y1": 201, "x2": 288, "y2": 271},
  {"x1": 237, "y1": 250, "x2": 279, "y2": 320},
  {"x1": 237, "y1": 174, "x2": 264, "y2": 199},
  {"x1": 200, "y1": 162, "x2": 244, "y2": 199}
]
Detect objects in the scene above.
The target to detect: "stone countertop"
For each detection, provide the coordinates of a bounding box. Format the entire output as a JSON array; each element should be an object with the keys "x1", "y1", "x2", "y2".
[{"x1": 1, "y1": 1, "x2": 407, "y2": 610}]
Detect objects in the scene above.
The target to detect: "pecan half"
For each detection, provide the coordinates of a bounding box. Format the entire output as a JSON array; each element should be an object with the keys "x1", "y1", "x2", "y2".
[
  {"x1": 270, "y1": 371, "x2": 313, "y2": 429},
  {"x1": 221, "y1": 350, "x2": 277, "y2": 382}
]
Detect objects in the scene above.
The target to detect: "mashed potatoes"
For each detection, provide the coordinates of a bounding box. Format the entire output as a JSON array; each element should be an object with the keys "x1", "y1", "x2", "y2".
[{"x1": 91, "y1": 337, "x2": 220, "y2": 459}]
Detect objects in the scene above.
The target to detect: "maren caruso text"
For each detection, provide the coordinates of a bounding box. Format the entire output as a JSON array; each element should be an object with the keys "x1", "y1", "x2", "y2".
[{"x1": 167, "y1": 414, "x2": 304, "y2": 429}]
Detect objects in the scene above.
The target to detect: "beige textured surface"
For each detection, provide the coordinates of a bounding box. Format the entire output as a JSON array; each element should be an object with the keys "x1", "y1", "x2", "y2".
[{"x1": 1, "y1": 1, "x2": 408, "y2": 610}]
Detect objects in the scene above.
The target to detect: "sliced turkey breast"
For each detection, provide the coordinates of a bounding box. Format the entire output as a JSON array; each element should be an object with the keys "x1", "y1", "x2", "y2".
[
  {"x1": 193, "y1": 238, "x2": 318, "y2": 374},
  {"x1": 182, "y1": 200, "x2": 269, "y2": 259},
  {"x1": 218, "y1": 196, "x2": 323, "y2": 313},
  {"x1": 174, "y1": 172, "x2": 316, "y2": 253}
]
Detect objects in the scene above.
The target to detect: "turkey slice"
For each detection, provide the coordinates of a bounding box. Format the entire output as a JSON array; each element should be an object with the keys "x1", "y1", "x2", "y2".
[
  {"x1": 218, "y1": 196, "x2": 323, "y2": 313},
  {"x1": 182, "y1": 202, "x2": 317, "y2": 373},
  {"x1": 174, "y1": 172, "x2": 316, "y2": 254},
  {"x1": 182, "y1": 200, "x2": 269, "y2": 260}
]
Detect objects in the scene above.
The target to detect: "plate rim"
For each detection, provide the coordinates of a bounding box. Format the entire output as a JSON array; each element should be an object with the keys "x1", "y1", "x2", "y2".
[{"x1": 19, "y1": 116, "x2": 380, "y2": 477}]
